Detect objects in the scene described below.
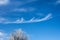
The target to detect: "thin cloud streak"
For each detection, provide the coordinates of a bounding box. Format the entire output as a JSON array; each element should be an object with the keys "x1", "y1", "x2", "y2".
[
  {"x1": 0, "y1": 13, "x2": 52, "y2": 24},
  {"x1": 13, "y1": 8, "x2": 36, "y2": 12},
  {"x1": 9, "y1": 0, "x2": 37, "y2": 7}
]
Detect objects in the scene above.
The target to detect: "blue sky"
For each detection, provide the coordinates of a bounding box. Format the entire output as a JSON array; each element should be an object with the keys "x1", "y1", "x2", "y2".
[{"x1": 0, "y1": 0, "x2": 60, "y2": 40}]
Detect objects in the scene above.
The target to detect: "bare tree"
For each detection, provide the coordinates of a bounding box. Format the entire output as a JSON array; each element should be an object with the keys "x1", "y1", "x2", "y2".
[{"x1": 9, "y1": 29, "x2": 28, "y2": 40}]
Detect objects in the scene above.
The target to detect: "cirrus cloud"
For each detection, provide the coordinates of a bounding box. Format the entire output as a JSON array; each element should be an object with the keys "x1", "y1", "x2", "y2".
[
  {"x1": 0, "y1": 31, "x2": 8, "y2": 40},
  {"x1": 0, "y1": 13, "x2": 52, "y2": 24},
  {"x1": 13, "y1": 7, "x2": 36, "y2": 12},
  {"x1": 0, "y1": 0, "x2": 10, "y2": 5}
]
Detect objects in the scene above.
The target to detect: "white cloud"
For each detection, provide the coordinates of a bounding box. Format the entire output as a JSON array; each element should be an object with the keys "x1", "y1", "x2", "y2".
[
  {"x1": 0, "y1": 13, "x2": 52, "y2": 24},
  {"x1": 0, "y1": 32, "x2": 4, "y2": 40},
  {"x1": 14, "y1": 8, "x2": 27, "y2": 12},
  {"x1": 0, "y1": 0, "x2": 9, "y2": 5},
  {"x1": 8, "y1": 0, "x2": 37, "y2": 7},
  {"x1": 55, "y1": 0, "x2": 60, "y2": 5},
  {"x1": 13, "y1": 7, "x2": 36, "y2": 12},
  {"x1": 0, "y1": 18, "x2": 8, "y2": 23},
  {"x1": 0, "y1": 31, "x2": 9, "y2": 40},
  {"x1": 25, "y1": 13, "x2": 52, "y2": 23},
  {"x1": 0, "y1": 32, "x2": 4, "y2": 36},
  {"x1": 48, "y1": 0, "x2": 60, "y2": 5}
]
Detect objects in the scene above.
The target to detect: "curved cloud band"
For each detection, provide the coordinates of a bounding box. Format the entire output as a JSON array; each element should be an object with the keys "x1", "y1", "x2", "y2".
[{"x1": 0, "y1": 13, "x2": 52, "y2": 24}]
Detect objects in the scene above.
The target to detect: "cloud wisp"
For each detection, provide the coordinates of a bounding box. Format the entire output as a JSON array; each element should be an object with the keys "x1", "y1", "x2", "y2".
[
  {"x1": 56, "y1": 0, "x2": 60, "y2": 4},
  {"x1": 0, "y1": 31, "x2": 8, "y2": 40},
  {"x1": 0, "y1": 0, "x2": 37, "y2": 6},
  {"x1": 0, "y1": 13, "x2": 52, "y2": 24},
  {"x1": 13, "y1": 7, "x2": 36, "y2": 12},
  {"x1": 0, "y1": 0, "x2": 10, "y2": 5},
  {"x1": 8, "y1": 0, "x2": 37, "y2": 7},
  {"x1": 52, "y1": 0, "x2": 60, "y2": 5},
  {"x1": 0, "y1": 32, "x2": 3, "y2": 40}
]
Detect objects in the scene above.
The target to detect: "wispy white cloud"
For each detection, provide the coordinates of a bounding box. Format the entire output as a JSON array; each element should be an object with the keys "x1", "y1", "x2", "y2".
[
  {"x1": 0, "y1": 0, "x2": 10, "y2": 5},
  {"x1": 0, "y1": 0, "x2": 37, "y2": 6},
  {"x1": 0, "y1": 32, "x2": 4, "y2": 37},
  {"x1": 0, "y1": 18, "x2": 8, "y2": 23},
  {"x1": 13, "y1": 7, "x2": 36, "y2": 12},
  {"x1": 48, "y1": 0, "x2": 60, "y2": 5},
  {"x1": 56, "y1": 0, "x2": 60, "y2": 4},
  {"x1": 0, "y1": 31, "x2": 8, "y2": 40},
  {"x1": 0, "y1": 13, "x2": 52, "y2": 24},
  {"x1": 9, "y1": 0, "x2": 37, "y2": 7},
  {"x1": 0, "y1": 0, "x2": 36, "y2": 6},
  {"x1": 53, "y1": 0, "x2": 60, "y2": 5}
]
